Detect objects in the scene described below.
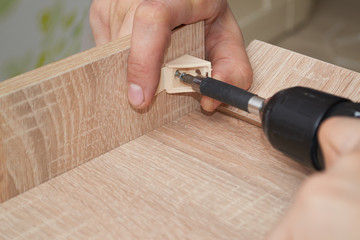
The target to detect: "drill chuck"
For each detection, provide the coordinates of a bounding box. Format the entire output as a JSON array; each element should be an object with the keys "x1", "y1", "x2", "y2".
[{"x1": 261, "y1": 87, "x2": 357, "y2": 170}]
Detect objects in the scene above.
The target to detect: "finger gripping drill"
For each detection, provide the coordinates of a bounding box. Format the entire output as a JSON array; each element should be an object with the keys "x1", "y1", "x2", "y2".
[{"x1": 176, "y1": 71, "x2": 360, "y2": 170}]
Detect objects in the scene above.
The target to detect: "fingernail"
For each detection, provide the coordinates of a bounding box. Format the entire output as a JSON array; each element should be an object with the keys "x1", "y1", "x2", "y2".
[{"x1": 128, "y1": 83, "x2": 144, "y2": 107}]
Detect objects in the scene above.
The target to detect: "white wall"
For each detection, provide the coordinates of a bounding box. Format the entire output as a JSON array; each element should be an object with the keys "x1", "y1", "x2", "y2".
[{"x1": 228, "y1": 0, "x2": 314, "y2": 45}]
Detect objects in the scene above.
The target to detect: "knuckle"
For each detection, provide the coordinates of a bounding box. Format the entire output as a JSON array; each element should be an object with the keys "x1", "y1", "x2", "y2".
[
  {"x1": 228, "y1": 62, "x2": 253, "y2": 89},
  {"x1": 89, "y1": 0, "x2": 102, "y2": 19},
  {"x1": 89, "y1": 0, "x2": 108, "y2": 27},
  {"x1": 127, "y1": 58, "x2": 154, "y2": 87},
  {"x1": 135, "y1": 0, "x2": 169, "y2": 24}
]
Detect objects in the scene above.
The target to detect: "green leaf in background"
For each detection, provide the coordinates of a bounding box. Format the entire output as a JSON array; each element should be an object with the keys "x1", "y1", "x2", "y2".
[
  {"x1": 1, "y1": 0, "x2": 89, "y2": 81},
  {"x1": 62, "y1": 10, "x2": 76, "y2": 30},
  {"x1": 38, "y1": 1, "x2": 62, "y2": 36},
  {"x1": 40, "y1": 9, "x2": 51, "y2": 33},
  {"x1": 36, "y1": 51, "x2": 46, "y2": 68},
  {"x1": 0, "y1": 0, "x2": 19, "y2": 19}
]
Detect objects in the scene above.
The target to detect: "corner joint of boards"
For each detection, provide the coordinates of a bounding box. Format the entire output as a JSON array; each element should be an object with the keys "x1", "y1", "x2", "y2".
[{"x1": 156, "y1": 54, "x2": 212, "y2": 95}]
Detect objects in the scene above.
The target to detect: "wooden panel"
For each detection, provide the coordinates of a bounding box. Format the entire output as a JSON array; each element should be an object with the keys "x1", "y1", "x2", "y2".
[
  {"x1": 0, "y1": 22, "x2": 204, "y2": 202},
  {"x1": 1, "y1": 40, "x2": 359, "y2": 239},
  {"x1": 218, "y1": 40, "x2": 360, "y2": 125},
  {"x1": 0, "y1": 111, "x2": 310, "y2": 240}
]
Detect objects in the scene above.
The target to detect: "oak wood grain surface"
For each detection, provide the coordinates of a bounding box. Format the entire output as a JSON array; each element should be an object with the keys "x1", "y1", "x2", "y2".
[
  {"x1": 0, "y1": 110, "x2": 310, "y2": 239},
  {"x1": 1, "y1": 39, "x2": 359, "y2": 239},
  {"x1": 0, "y1": 22, "x2": 204, "y2": 202}
]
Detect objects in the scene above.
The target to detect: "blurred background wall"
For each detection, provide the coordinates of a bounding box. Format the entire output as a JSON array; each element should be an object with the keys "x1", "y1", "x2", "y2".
[
  {"x1": 0, "y1": 0, "x2": 359, "y2": 82},
  {"x1": 228, "y1": 0, "x2": 314, "y2": 45},
  {"x1": 0, "y1": 0, "x2": 92, "y2": 82},
  {"x1": 275, "y1": 0, "x2": 360, "y2": 73},
  {"x1": 229, "y1": 0, "x2": 360, "y2": 73}
]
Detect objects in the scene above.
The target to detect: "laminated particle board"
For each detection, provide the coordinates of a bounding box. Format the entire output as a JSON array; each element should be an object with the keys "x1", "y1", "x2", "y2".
[
  {"x1": 2, "y1": 40, "x2": 358, "y2": 239},
  {"x1": 218, "y1": 40, "x2": 360, "y2": 126},
  {"x1": 0, "y1": 110, "x2": 310, "y2": 240},
  {"x1": 1, "y1": 30, "x2": 360, "y2": 239},
  {"x1": 0, "y1": 22, "x2": 204, "y2": 203}
]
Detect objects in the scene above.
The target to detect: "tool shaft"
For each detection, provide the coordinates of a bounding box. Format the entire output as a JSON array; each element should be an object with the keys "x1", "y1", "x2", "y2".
[{"x1": 176, "y1": 72, "x2": 264, "y2": 116}]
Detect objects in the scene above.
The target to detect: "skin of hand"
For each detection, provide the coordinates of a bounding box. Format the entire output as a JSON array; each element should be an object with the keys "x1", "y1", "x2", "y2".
[
  {"x1": 90, "y1": 0, "x2": 252, "y2": 111},
  {"x1": 267, "y1": 117, "x2": 360, "y2": 240}
]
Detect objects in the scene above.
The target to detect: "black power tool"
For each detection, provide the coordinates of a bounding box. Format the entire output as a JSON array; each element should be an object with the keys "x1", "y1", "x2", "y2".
[{"x1": 176, "y1": 71, "x2": 360, "y2": 170}]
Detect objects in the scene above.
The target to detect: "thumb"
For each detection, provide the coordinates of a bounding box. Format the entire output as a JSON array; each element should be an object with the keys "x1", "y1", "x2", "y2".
[
  {"x1": 127, "y1": 2, "x2": 172, "y2": 108},
  {"x1": 318, "y1": 117, "x2": 360, "y2": 168}
]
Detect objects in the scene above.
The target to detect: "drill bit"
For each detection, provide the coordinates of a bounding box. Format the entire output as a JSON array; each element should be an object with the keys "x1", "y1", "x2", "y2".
[{"x1": 175, "y1": 70, "x2": 202, "y2": 92}]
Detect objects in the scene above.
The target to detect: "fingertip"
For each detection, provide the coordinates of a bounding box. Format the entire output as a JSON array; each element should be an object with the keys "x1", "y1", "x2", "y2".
[
  {"x1": 201, "y1": 97, "x2": 221, "y2": 112},
  {"x1": 126, "y1": 1, "x2": 173, "y2": 110},
  {"x1": 213, "y1": 99, "x2": 222, "y2": 110},
  {"x1": 128, "y1": 83, "x2": 145, "y2": 108},
  {"x1": 126, "y1": 59, "x2": 160, "y2": 109},
  {"x1": 201, "y1": 96, "x2": 214, "y2": 112}
]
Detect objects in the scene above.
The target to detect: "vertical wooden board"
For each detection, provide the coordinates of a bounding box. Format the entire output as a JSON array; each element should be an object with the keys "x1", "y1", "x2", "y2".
[{"x1": 0, "y1": 22, "x2": 204, "y2": 202}]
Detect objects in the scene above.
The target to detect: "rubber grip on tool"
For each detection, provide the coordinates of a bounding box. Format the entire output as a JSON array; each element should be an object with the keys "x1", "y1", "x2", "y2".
[{"x1": 199, "y1": 77, "x2": 255, "y2": 112}]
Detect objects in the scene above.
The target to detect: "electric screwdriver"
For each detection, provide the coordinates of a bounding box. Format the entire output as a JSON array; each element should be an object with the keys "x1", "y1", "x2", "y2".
[{"x1": 175, "y1": 71, "x2": 360, "y2": 170}]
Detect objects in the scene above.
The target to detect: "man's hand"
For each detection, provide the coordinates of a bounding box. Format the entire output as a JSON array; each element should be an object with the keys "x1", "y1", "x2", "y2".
[
  {"x1": 267, "y1": 117, "x2": 360, "y2": 240},
  {"x1": 90, "y1": 0, "x2": 252, "y2": 110}
]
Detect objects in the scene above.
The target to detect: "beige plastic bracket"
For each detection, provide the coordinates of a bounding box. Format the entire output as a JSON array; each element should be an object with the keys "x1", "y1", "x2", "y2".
[{"x1": 156, "y1": 55, "x2": 212, "y2": 94}]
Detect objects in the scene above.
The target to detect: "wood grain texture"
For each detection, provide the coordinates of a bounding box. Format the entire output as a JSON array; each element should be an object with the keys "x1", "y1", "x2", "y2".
[
  {"x1": 0, "y1": 22, "x2": 204, "y2": 202},
  {"x1": 0, "y1": 111, "x2": 310, "y2": 240},
  {"x1": 218, "y1": 40, "x2": 360, "y2": 125},
  {"x1": 1, "y1": 40, "x2": 360, "y2": 239}
]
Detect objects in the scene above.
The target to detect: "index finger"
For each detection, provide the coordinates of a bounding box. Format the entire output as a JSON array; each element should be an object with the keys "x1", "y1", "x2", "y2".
[{"x1": 127, "y1": 0, "x2": 229, "y2": 108}]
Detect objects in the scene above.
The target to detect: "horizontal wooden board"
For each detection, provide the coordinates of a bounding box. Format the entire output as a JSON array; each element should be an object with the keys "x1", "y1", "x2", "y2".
[
  {"x1": 218, "y1": 40, "x2": 360, "y2": 125},
  {"x1": 0, "y1": 110, "x2": 310, "y2": 239}
]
